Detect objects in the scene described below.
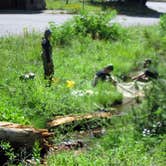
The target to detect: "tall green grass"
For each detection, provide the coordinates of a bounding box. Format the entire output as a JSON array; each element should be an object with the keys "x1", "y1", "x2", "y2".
[
  {"x1": 47, "y1": 119, "x2": 166, "y2": 166},
  {"x1": 45, "y1": 15, "x2": 166, "y2": 166},
  {"x1": 0, "y1": 13, "x2": 166, "y2": 165},
  {"x1": 0, "y1": 16, "x2": 161, "y2": 128}
]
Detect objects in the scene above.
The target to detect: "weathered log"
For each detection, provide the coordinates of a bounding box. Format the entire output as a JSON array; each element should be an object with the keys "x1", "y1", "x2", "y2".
[
  {"x1": 0, "y1": 122, "x2": 53, "y2": 150},
  {"x1": 48, "y1": 112, "x2": 113, "y2": 128}
]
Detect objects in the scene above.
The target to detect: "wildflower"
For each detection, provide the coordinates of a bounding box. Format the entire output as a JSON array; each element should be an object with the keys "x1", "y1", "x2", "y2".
[
  {"x1": 24, "y1": 74, "x2": 29, "y2": 79},
  {"x1": 142, "y1": 128, "x2": 150, "y2": 136},
  {"x1": 66, "y1": 80, "x2": 75, "y2": 88},
  {"x1": 85, "y1": 90, "x2": 94, "y2": 95},
  {"x1": 71, "y1": 90, "x2": 84, "y2": 97},
  {"x1": 71, "y1": 89, "x2": 95, "y2": 97}
]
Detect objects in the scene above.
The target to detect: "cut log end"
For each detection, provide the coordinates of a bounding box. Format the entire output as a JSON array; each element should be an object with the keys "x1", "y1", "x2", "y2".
[{"x1": 0, "y1": 122, "x2": 53, "y2": 151}]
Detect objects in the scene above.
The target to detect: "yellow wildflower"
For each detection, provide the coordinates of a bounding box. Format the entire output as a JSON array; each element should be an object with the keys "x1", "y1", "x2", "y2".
[{"x1": 66, "y1": 80, "x2": 75, "y2": 88}]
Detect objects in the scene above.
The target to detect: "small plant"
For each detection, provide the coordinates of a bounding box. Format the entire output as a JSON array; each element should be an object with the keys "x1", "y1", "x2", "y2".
[
  {"x1": 0, "y1": 141, "x2": 16, "y2": 164},
  {"x1": 32, "y1": 141, "x2": 41, "y2": 165},
  {"x1": 160, "y1": 14, "x2": 166, "y2": 34}
]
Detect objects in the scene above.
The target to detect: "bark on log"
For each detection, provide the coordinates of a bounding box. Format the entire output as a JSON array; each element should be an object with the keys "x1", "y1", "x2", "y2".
[
  {"x1": 0, "y1": 122, "x2": 53, "y2": 150},
  {"x1": 48, "y1": 112, "x2": 113, "y2": 128}
]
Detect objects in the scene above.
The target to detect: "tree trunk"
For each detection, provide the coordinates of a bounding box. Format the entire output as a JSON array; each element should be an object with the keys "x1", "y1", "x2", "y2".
[
  {"x1": 48, "y1": 112, "x2": 113, "y2": 128},
  {"x1": 0, "y1": 122, "x2": 53, "y2": 150}
]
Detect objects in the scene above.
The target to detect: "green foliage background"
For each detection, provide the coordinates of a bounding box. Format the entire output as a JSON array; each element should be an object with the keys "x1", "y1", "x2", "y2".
[{"x1": 0, "y1": 12, "x2": 165, "y2": 165}]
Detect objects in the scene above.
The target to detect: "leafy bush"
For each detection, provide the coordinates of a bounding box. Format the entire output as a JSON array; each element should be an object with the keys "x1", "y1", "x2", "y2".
[
  {"x1": 133, "y1": 79, "x2": 166, "y2": 136},
  {"x1": 132, "y1": 27, "x2": 166, "y2": 133},
  {"x1": 50, "y1": 11, "x2": 126, "y2": 45},
  {"x1": 49, "y1": 21, "x2": 75, "y2": 45},
  {"x1": 74, "y1": 11, "x2": 118, "y2": 40}
]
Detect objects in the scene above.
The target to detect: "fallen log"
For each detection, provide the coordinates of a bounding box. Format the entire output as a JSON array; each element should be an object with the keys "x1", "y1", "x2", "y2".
[
  {"x1": 48, "y1": 112, "x2": 113, "y2": 128},
  {"x1": 0, "y1": 122, "x2": 53, "y2": 151},
  {"x1": 48, "y1": 82, "x2": 148, "y2": 128}
]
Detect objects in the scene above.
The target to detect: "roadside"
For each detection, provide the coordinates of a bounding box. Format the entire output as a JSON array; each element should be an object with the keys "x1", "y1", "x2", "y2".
[{"x1": 0, "y1": 2, "x2": 166, "y2": 36}]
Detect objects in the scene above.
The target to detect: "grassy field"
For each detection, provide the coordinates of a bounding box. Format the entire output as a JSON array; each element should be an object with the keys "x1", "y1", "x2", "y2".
[
  {"x1": 46, "y1": 0, "x2": 109, "y2": 12},
  {"x1": 0, "y1": 12, "x2": 165, "y2": 165},
  {"x1": 0, "y1": 23, "x2": 155, "y2": 127}
]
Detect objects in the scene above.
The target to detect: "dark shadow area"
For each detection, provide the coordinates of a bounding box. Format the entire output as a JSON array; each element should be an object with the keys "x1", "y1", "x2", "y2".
[
  {"x1": 0, "y1": 10, "x2": 43, "y2": 14},
  {"x1": 0, "y1": 148, "x2": 8, "y2": 166},
  {"x1": 0, "y1": 142, "x2": 48, "y2": 165},
  {"x1": 90, "y1": 1, "x2": 163, "y2": 18},
  {"x1": 0, "y1": 0, "x2": 45, "y2": 14}
]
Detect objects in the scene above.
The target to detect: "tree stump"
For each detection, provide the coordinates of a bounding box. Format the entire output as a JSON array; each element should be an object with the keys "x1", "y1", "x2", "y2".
[{"x1": 0, "y1": 122, "x2": 53, "y2": 151}]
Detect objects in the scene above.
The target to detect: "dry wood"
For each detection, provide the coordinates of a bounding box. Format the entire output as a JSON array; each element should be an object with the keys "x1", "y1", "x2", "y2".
[
  {"x1": 0, "y1": 122, "x2": 53, "y2": 150},
  {"x1": 48, "y1": 112, "x2": 113, "y2": 128}
]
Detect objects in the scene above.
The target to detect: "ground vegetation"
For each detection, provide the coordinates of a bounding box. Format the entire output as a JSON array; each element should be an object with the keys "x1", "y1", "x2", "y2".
[{"x1": 0, "y1": 12, "x2": 165, "y2": 165}]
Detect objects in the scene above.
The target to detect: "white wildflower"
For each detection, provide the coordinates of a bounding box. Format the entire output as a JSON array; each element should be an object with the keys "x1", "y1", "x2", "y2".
[
  {"x1": 71, "y1": 90, "x2": 85, "y2": 97},
  {"x1": 24, "y1": 74, "x2": 29, "y2": 79},
  {"x1": 85, "y1": 90, "x2": 94, "y2": 95},
  {"x1": 142, "y1": 128, "x2": 150, "y2": 136}
]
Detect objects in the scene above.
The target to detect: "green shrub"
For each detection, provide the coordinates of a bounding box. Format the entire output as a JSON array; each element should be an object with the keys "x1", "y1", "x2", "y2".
[
  {"x1": 133, "y1": 79, "x2": 166, "y2": 136},
  {"x1": 49, "y1": 21, "x2": 75, "y2": 45},
  {"x1": 73, "y1": 11, "x2": 125, "y2": 40},
  {"x1": 50, "y1": 11, "x2": 126, "y2": 45}
]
